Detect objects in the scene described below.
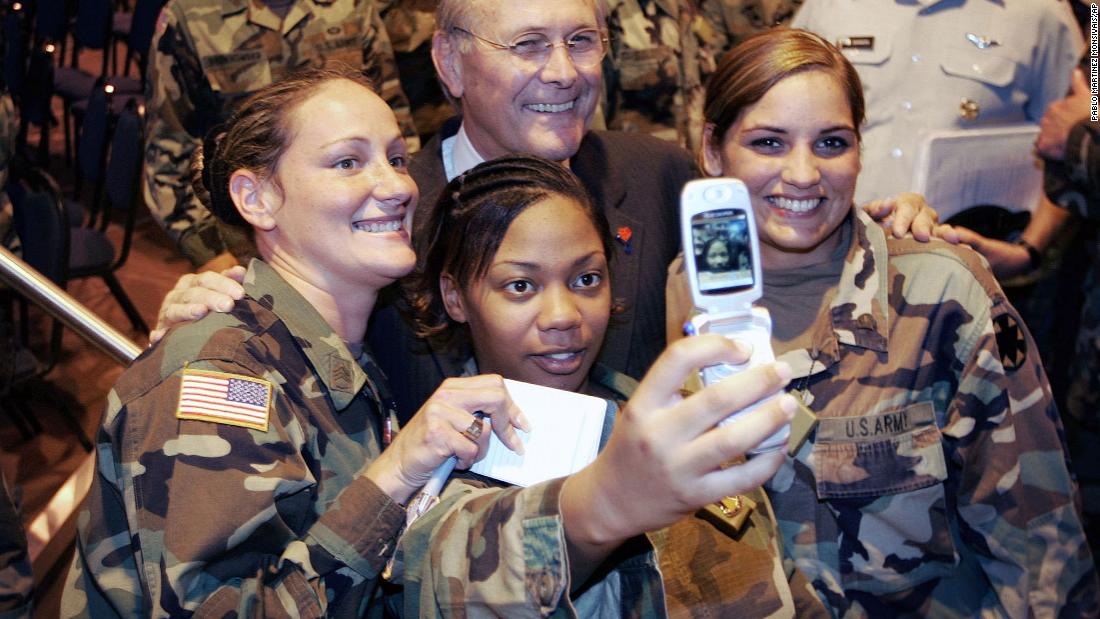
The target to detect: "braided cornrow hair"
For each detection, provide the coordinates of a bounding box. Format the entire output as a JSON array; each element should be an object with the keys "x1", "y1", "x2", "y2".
[{"x1": 403, "y1": 154, "x2": 613, "y2": 350}]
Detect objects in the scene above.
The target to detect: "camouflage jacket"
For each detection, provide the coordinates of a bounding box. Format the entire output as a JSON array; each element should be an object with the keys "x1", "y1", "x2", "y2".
[
  {"x1": 602, "y1": 0, "x2": 799, "y2": 152},
  {"x1": 592, "y1": 364, "x2": 828, "y2": 619},
  {"x1": 764, "y1": 210, "x2": 1099, "y2": 617},
  {"x1": 62, "y1": 259, "x2": 407, "y2": 617},
  {"x1": 144, "y1": 0, "x2": 420, "y2": 266},
  {"x1": 1045, "y1": 119, "x2": 1100, "y2": 221},
  {"x1": 393, "y1": 361, "x2": 667, "y2": 617},
  {"x1": 65, "y1": 259, "x2": 647, "y2": 618},
  {"x1": 695, "y1": 0, "x2": 801, "y2": 62},
  {"x1": 428, "y1": 360, "x2": 828, "y2": 618},
  {"x1": 603, "y1": 0, "x2": 705, "y2": 150}
]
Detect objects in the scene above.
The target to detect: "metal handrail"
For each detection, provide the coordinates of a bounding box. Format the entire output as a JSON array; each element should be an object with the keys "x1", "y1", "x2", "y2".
[
  {"x1": 0, "y1": 244, "x2": 141, "y2": 570},
  {"x1": 0, "y1": 245, "x2": 141, "y2": 365}
]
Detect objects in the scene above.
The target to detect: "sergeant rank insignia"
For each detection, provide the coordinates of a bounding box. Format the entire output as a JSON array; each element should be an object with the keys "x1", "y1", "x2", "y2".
[{"x1": 176, "y1": 369, "x2": 273, "y2": 432}]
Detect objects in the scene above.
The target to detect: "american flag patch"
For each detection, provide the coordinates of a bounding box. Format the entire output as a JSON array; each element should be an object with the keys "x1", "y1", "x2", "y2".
[{"x1": 176, "y1": 369, "x2": 272, "y2": 432}]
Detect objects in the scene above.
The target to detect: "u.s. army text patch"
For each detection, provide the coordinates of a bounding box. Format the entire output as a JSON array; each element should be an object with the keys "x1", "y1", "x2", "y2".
[{"x1": 176, "y1": 369, "x2": 272, "y2": 432}]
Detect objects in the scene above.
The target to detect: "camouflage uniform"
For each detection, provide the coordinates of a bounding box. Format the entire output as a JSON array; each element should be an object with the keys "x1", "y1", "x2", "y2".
[
  {"x1": 64, "y1": 258, "x2": 658, "y2": 617},
  {"x1": 394, "y1": 359, "x2": 665, "y2": 617},
  {"x1": 602, "y1": 0, "x2": 798, "y2": 152},
  {"x1": 603, "y1": 0, "x2": 704, "y2": 150},
  {"x1": 441, "y1": 359, "x2": 828, "y2": 618},
  {"x1": 695, "y1": 0, "x2": 802, "y2": 61},
  {"x1": 761, "y1": 210, "x2": 1099, "y2": 617},
  {"x1": 144, "y1": 0, "x2": 420, "y2": 267},
  {"x1": 62, "y1": 259, "x2": 407, "y2": 617},
  {"x1": 1044, "y1": 120, "x2": 1100, "y2": 433}
]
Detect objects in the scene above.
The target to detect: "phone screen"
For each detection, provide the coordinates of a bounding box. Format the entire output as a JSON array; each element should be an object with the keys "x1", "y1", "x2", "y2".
[{"x1": 691, "y1": 208, "x2": 754, "y2": 295}]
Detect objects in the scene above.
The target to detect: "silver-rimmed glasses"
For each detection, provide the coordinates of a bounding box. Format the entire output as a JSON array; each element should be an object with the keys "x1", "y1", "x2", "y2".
[{"x1": 452, "y1": 26, "x2": 608, "y2": 68}]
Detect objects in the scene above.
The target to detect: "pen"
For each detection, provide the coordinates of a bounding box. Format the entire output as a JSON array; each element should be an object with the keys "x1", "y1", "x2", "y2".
[
  {"x1": 409, "y1": 456, "x2": 457, "y2": 520},
  {"x1": 408, "y1": 411, "x2": 487, "y2": 522}
]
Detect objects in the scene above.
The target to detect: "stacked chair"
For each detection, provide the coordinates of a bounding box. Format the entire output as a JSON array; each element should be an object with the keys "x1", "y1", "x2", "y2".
[{"x1": 4, "y1": 162, "x2": 93, "y2": 450}]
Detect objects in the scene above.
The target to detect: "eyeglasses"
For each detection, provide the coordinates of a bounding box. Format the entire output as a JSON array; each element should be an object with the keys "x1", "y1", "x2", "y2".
[{"x1": 452, "y1": 26, "x2": 608, "y2": 68}]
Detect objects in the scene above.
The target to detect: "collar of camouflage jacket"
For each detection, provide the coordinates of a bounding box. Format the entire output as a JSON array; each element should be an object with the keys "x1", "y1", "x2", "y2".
[
  {"x1": 778, "y1": 209, "x2": 890, "y2": 379},
  {"x1": 242, "y1": 258, "x2": 369, "y2": 410}
]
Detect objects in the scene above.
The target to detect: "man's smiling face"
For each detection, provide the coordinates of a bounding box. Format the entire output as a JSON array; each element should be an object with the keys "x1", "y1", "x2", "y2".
[{"x1": 435, "y1": 0, "x2": 603, "y2": 163}]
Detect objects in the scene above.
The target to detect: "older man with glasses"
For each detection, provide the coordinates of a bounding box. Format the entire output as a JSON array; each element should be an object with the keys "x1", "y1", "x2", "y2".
[
  {"x1": 362, "y1": 0, "x2": 937, "y2": 422},
  {"x1": 369, "y1": 0, "x2": 699, "y2": 421}
]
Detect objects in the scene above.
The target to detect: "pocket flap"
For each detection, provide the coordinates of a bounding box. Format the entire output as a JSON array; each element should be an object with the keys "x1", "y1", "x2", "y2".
[
  {"x1": 939, "y1": 50, "x2": 1017, "y2": 88},
  {"x1": 201, "y1": 51, "x2": 272, "y2": 95},
  {"x1": 813, "y1": 401, "x2": 948, "y2": 500}
]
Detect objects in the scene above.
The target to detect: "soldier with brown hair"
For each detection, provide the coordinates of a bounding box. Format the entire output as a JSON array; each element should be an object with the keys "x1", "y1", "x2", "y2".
[
  {"x1": 143, "y1": 0, "x2": 421, "y2": 273},
  {"x1": 670, "y1": 27, "x2": 1099, "y2": 616}
]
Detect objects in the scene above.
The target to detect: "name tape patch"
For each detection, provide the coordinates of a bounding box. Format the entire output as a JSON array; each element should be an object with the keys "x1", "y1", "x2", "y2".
[
  {"x1": 176, "y1": 369, "x2": 272, "y2": 432},
  {"x1": 816, "y1": 401, "x2": 935, "y2": 443}
]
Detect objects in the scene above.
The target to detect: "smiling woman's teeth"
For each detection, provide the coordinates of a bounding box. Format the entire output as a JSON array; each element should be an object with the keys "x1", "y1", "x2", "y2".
[
  {"x1": 527, "y1": 101, "x2": 574, "y2": 113},
  {"x1": 353, "y1": 220, "x2": 403, "y2": 233},
  {"x1": 768, "y1": 196, "x2": 820, "y2": 213}
]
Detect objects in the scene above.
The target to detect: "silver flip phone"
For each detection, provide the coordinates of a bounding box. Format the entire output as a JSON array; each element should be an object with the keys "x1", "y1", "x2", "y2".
[{"x1": 679, "y1": 178, "x2": 789, "y2": 454}]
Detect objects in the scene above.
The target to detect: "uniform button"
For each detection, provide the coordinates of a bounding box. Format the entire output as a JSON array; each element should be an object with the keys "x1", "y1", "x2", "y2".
[
  {"x1": 891, "y1": 147, "x2": 903, "y2": 158},
  {"x1": 900, "y1": 101, "x2": 912, "y2": 111},
  {"x1": 536, "y1": 570, "x2": 556, "y2": 602},
  {"x1": 911, "y1": 54, "x2": 921, "y2": 63},
  {"x1": 971, "y1": 63, "x2": 982, "y2": 73}
]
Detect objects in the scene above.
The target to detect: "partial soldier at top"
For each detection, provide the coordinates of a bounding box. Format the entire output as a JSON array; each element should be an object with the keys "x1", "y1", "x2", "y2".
[{"x1": 602, "y1": 0, "x2": 800, "y2": 151}]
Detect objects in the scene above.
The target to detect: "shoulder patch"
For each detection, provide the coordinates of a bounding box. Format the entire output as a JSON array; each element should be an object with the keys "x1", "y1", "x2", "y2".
[
  {"x1": 993, "y1": 314, "x2": 1026, "y2": 371},
  {"x1": 176, "y1": 369, "x2": 272, "y2": 431}
]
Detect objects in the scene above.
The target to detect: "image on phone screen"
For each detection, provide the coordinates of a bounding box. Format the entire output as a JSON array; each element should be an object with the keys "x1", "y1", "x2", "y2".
[{"x1": 691, "y1": 209, "x2": 754, "y2": 295}]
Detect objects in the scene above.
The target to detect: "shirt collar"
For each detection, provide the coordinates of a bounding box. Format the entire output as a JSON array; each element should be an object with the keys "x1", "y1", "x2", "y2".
[
  {"x1": 242, "y1": 259, "x2": 369, "y2": 410},
  {"x1": 444, "y1": 123, "x2": 488, "y2": 181},
  {"x1": 827, "y1": 208, "x2": 890, "y2": 353}
]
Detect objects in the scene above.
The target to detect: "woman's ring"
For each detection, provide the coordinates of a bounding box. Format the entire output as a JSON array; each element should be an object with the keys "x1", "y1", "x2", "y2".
[{"x1": 462, "y1": 416, "x2": 484, "y2": 442}]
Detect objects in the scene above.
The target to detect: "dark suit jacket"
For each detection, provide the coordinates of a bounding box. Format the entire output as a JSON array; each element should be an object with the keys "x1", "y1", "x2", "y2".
[{"x1": 368, "y1": 117, "x2": 698, "y2": 420}]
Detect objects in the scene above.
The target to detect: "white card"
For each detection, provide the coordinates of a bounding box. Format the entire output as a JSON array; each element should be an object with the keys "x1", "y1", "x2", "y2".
[
  {"x1": 469, "y1": 379, "x2": 608, "y2": 487},
  {"x1": 911, "y1": 124, "x2": 1042, "y2": 221}
]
